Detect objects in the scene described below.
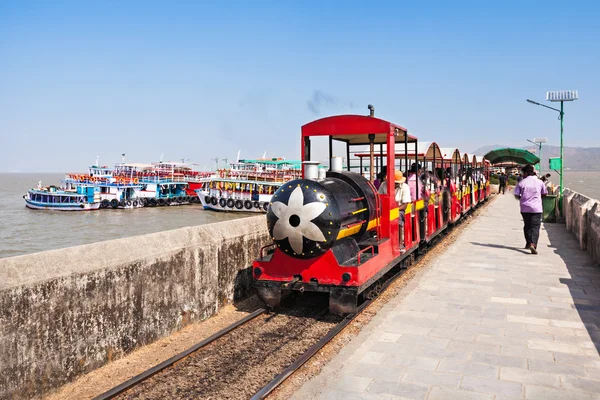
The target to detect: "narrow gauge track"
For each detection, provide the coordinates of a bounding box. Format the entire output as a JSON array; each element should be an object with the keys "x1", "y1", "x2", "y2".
[
  {"x1": 92, "y1": 308, "x2": 267, "y2": 400},
  {"x1": 96, "y1": 198, "x2": 494, "y2": 400},
  {"x1": 251, "y1": 257, "x2": 407, "y2": 400},
  {"x1": 94, "y1": 296, "x2": 341, "y2": 400}
]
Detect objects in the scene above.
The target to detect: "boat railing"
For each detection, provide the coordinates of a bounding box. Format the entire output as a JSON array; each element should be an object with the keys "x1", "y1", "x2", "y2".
[{"x1": 137, "y1": 176, "x2": 188, "y2": 184}]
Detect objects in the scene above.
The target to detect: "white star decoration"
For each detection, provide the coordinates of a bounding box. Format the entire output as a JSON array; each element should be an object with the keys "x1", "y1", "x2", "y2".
[{"x1": 271, "y1": 186, "x2": 326, "y2": 254}]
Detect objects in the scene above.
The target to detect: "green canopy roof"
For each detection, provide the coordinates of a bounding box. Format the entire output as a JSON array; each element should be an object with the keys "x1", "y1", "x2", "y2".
[{"x1": 483, "y1": 148, "x2": 540, "y2": 165}]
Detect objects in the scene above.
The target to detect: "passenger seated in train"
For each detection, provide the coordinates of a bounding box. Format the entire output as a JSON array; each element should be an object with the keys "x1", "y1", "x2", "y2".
[
  {"x1": 407, "y1": 163, "x2": 430, "y2": 202},
  {"x1": 374, "y1": 170, "x2": 386, "y2": 190},
  {"x1": 378, "y1": 170, "x2": 411, "y2": 248}
]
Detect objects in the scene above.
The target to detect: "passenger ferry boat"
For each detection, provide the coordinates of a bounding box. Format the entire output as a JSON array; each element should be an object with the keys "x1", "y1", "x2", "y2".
[
  {"x1": 24, "y1": 183, "x2": 100, "y2": 211},
  {"x1": 63, "y1": 160, "x2": 213, "y2": 208},
  {"x1": 196, "y1": 158, "x2": 302, "y2": 212},
  {"x1": 64, "y1": 164, "x2": 146, "y2": 209},
  {"x1": 114, "y1": 162, "x2": 203, "y2": 206}
]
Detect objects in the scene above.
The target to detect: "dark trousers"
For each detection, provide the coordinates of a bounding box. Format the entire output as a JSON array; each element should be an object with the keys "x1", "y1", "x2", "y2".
[
  {"x1": 499, "y1": 183, "x2": 506, "y2": 194},
  {"x1": 399, "y1": 211, "x2": 405, "y2": 247},
  {"x1": 521, "y1": 212, "x2": 542, "y2": 247}
]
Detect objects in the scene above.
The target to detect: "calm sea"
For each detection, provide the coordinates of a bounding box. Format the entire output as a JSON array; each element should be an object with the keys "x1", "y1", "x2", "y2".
[
  {"x1": 0, "y1": 173, "x2": 250, "y2": 259},
  {"x1": 544, "y1": 171, "x2": 600, "y2": 200}
]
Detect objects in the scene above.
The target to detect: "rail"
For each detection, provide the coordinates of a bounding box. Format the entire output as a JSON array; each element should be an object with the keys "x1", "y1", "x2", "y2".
[{"x1": 92, "y1": 308, "x2": 267, "y2": 400}]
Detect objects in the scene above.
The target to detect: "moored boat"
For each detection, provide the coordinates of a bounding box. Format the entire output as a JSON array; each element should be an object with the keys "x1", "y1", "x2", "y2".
[
  {"x1": 197, "y1": 179, "x2": 281, "y2": 212},
  {"x1": 24, "y1": 183, "x2": 100, "y2": 211},
  {"x1": 196, "y1": 158, "x2": 302, "y2": 213},
  {"x1": 65, "y1": 165, "x2": 145, "y2": 209}
]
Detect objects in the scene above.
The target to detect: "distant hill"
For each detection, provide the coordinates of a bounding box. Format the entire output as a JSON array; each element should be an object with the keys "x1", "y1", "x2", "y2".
[{"x1": 472, "y1": 145, "x2": 600, "y2": 171}]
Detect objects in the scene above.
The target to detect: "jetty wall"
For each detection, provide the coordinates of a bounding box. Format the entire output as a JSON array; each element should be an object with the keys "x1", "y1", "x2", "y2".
[
  {"x1": 0, "y1": 215, "x2": 270, "y2": 399},
  {"x1": 563, "y1": 189, "x2": 600, "y2": 265}
]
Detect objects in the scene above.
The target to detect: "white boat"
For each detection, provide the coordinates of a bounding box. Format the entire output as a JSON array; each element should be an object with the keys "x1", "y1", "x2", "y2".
[
  {"x1": 24, "y1": 183, "x2": 100, "y2": 211},
  {"x1": 197, "y1": 179, "x2": 281, "y2": 212},
  {"x1": 196, "y1": 158, "x2": 302, "y2": 213},
  {"x1": 64, "y1": 165, "x2": 145, "y2": 209}
]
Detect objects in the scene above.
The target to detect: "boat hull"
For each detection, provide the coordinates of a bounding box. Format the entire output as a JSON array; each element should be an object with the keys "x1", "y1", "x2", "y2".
[
  {"x1": 197, "y1": 191, "x2": 269, "y2": 213},
  {"x1": 25, "y1": 200, "x2": 100, "y2": 211}
]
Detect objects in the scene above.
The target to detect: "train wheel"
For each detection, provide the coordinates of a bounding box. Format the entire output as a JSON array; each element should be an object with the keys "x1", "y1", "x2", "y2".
[{"x1": 329, "y1": 287, "x2": 358, "y2": 316}]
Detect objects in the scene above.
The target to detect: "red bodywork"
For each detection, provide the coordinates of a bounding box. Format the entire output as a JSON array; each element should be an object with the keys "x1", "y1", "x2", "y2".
[{"x1": 254, "y1": 115, "x2": 417, "y2": 293}]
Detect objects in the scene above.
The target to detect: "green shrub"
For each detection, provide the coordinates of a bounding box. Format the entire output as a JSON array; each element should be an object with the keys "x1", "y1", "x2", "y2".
[
  {"x1": 508, "y1": 178, "x2": 517, "y2": 186},
  {"x1": 490, "y1": 176, "x2": 499, "y2": 185}
]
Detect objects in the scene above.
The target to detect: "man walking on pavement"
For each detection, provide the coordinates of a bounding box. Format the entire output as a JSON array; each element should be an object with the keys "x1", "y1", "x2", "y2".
[
  {"x1": 498, "y1": 172, "x2": 507, "y2": 194},
  {"x1": 514, "y1": 164, "x2": 547, "y2": 254}
]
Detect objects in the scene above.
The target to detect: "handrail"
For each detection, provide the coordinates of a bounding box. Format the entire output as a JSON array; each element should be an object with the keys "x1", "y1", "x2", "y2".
[
  {"x1": 260, "y1": 243, "x2": 277, "y2": 259},
  {"x1": 357, "y1": 245, "x2": 374, "y2": 264}
]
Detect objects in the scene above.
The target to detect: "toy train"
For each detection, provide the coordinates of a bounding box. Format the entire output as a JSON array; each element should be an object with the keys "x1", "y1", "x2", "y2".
[{"x1": 253, "y1": 109, "x2": 491, "y2": 315}]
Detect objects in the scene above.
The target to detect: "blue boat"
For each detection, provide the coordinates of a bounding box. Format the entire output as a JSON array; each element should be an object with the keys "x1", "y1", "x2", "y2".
[{"x1": 24, "y1": 183, "x2": 101, "y2": 211}]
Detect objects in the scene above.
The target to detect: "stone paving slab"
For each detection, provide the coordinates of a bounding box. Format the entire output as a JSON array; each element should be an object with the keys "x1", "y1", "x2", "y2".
[{"x1": 292, "y1": 195, "x2": 600, "y2": 400}]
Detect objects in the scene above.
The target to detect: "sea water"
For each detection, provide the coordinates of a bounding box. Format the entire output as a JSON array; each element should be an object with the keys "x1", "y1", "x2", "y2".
[{"x1": 0, "y1": 173, "x2": 248, "y2": 258}]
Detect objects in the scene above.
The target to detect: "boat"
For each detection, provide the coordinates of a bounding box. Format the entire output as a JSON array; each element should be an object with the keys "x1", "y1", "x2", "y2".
[
  {"x1": 64, "y1": 164, "x2": 146, "y2": 209},
  {"x1": 64, "y1": 160, "x2": 213, "y2": 208},
  {"x1": 196, "y1": 158, "x2": 302, "y2": 212},
  {"x1": 24, "y1": 182, "x2": 101, "y2": 211}
]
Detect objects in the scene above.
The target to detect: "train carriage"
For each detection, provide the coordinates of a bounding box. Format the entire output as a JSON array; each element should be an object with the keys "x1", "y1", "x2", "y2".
[
  {"x1": 472, "y1": 154, "x2": 481, "y2": 205},
  {"x1": 462, "y1": 153, "x2": 475, "y2": 212},
  {"x1": 352, "y1": 142, "x2": 448, "y2": 247},
  {"x1": 483, "y1": 159, "x2": 492, "y2": 197},
  {"x1": 440, "y1": 148, "x2": 463, "y2": 224}
]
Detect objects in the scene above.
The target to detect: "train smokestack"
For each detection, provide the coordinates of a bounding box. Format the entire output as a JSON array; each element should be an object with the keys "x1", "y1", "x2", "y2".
[{"x1": 367, "y1": 104, "x2": 375, "y2": 117}]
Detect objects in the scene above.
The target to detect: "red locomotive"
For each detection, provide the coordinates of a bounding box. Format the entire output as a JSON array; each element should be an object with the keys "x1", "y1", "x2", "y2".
[{"x1": 253, "y1": 109, "x2": 490, "y2": 315}]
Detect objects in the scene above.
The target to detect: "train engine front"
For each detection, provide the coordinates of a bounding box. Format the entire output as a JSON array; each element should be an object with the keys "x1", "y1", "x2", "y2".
[{"x1": 253, "y1": 170, "x2": 380, "y2": 315}]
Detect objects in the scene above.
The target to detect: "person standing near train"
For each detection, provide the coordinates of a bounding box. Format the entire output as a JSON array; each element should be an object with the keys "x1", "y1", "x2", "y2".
[{"x1": 514, "y1": 164, "x2": 547, "y2": 254}]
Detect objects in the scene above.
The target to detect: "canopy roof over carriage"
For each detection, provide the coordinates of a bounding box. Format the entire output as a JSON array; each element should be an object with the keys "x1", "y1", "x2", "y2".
[
  {"x1": 440, "y1": 148, "x2": 462, "y2": 162},
  {"x1": 476, "y1": 156, "x2": 490, "y2": 166},
  {"x1": 354, "y1": 141, "x2": 443, "y2": 160},
  {"x1": 483, "y1": 148, "x2": 540, "y2": 165},
  {"x1": 463, "y1": 154, "x2": 477, "y2": 165},
  {"x1": 302, "y1": 115, "x2": 417, "y2": 145}
]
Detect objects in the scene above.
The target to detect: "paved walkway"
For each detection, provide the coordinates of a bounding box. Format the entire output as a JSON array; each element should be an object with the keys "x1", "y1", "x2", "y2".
[{"x1": 293, "y1": 194, "x2": 600, "y2": 400}]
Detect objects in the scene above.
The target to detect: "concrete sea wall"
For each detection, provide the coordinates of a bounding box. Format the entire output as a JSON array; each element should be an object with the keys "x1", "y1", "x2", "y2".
[
  {"x1": 0, "y1": 215, "x2": 270, "y2": 399},
  {"x1": 563, "y1": 189, "x2": 600, "y2": 265}
]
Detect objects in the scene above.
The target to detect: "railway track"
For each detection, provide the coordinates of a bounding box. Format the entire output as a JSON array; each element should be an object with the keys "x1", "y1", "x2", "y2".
[
  {"x1": 92, "y1": 308, "x2": 267, "y2": 400},
  {"x1": 95, "y1": 197, "x2": 494, "y2": 400},
  {"x1": 93, "y1": 296, "x2": 340, "y2": 400}
]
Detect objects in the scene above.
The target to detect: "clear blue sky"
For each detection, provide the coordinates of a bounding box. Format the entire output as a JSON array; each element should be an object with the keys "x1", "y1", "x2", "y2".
[{"x1": 1, "y1": 1, "x2": 598, "y2": 172}]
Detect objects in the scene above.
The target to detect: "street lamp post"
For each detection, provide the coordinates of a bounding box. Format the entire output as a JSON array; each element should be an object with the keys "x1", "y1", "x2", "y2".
[
  {"x1": 526, "y1": 90, "x2": 578, "y2": 196},
  {"x1": 526, "y1": 137, "x2": 547, "y2": 174}
]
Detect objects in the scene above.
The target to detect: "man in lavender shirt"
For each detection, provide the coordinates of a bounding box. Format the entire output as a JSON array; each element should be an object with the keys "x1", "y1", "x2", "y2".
[{"x1": 514, "y1": 165, "x2": 548, "y2": 254}]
